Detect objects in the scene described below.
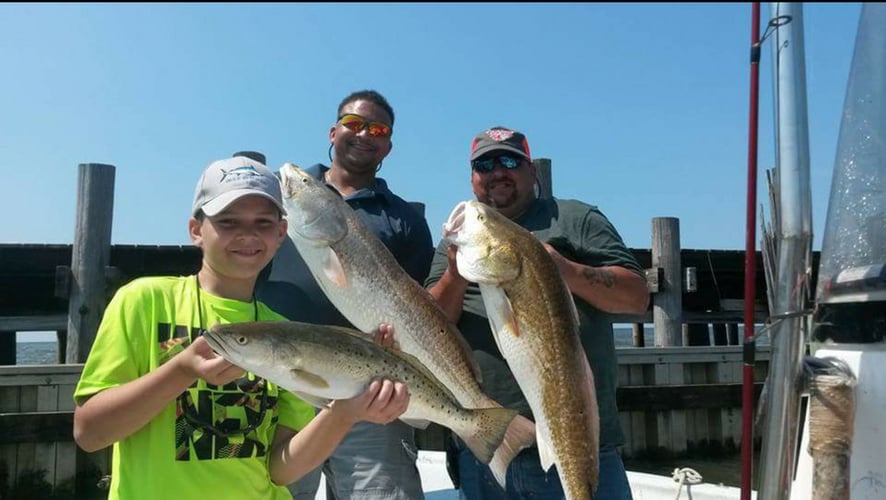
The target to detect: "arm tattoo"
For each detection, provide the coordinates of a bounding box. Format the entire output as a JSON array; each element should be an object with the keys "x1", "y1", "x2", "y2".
[{"x1": 582, "y1": 267, "x2": 615, "y2": 288}]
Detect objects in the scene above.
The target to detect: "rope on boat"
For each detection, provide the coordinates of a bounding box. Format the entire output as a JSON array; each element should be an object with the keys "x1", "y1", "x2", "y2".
[
  {"x1": 804, "y1": 356, "x2": 856, "y2": 500},
  {"x1": 671, "y1": 467, "x2": 703, "y2": 499}
]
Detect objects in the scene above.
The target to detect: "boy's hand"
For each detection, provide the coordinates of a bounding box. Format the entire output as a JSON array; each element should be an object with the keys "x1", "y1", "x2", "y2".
[
  {"x1": 372, "y1": 323, "x2": 400, "y2": 350},
  {"x1": 178, "y1": 336, "x2": 246, "y2": 386},
  {"x1": 330, "y1": 379, "x2": 410, "y2": 425}
]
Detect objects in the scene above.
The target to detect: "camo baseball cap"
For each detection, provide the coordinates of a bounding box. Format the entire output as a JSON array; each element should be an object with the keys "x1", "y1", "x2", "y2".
[
  {"x1": 192, "y1": 156, "x2": 285, "y2": 217},
  {"x1": 469, "y1": 126, "x2": 531, "y2": 161}
]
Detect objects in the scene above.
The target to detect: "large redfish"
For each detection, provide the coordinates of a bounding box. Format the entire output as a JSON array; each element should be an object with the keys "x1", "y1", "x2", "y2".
[
  {"x1": 278, "y1": 163, "x2": 535, "y2": 486},
  {"x1": 443, "y1": 200, "x2": 600, "y2": 499},
  {"x1": 204, "y1": 320, "x2": 524, "y2": 467}
]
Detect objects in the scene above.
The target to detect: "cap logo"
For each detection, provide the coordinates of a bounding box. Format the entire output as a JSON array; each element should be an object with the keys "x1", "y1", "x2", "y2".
[
  {"x1": 486, "y1": 128, "x2": 515, "y2": 142},
  {"x1": 220, "y1": 166, "x2": 261, "y2": 182}
]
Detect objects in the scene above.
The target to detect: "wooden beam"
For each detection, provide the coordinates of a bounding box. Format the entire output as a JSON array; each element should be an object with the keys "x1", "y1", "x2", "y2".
[
  {"x1": 0, "y1": 411, "x2": 74, "y2": 444},
  {"x1": 617, "y1": 383, "x2": 764, "y2": 411},
  {"x1": 0, "y1": 315, "x2": 67, "y2": 331}
]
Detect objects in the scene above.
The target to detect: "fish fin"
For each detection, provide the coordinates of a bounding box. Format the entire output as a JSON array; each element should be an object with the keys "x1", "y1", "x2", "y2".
[
  {"x1": 479, "y1": 284, "x2": 520, "y2": 342},
  {"x1": 567, "y1": 292, "x2": 581, "y2": 328},
  {"x1": 578, "y1": 352, "x2": 601, "y2": 492},
  {"x1": 290, "y1": 368, "x2": 330, "y2": 390},
  {"x1": 501, "y1": 292, "x2": 519, "y2": 338},
  {"x1": 400, "y1": 418, "x2": 431, "y2": 430},
  {"x1": 535, "y1": 419, "x2": 557, "y2": 472},
  {"x1": 455, "y1": 408, "x2": 521, "y2": 477},
  {"x1": 447, "y1": 324, "x2": 484, "y2": 384},
  {"x1": 292, "y1": 391, "x2": 332, "y2": 409},
  {"x1": 536, "y1": 433, "x2": 556, "y2": 472},
  {"x1": 322, "y1": 248, "x2": 348, "y2": 287},
  {"x1": 487, "y1": 414, "x2": 536, "y2": 489}
]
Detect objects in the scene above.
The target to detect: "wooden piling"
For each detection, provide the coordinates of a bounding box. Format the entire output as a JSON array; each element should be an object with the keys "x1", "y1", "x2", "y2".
[
  {"x1": 231, "y1": 151, "x2": 266, "y2": 164},
  {"x1": 632, "y1": 324, "x2": 646, "y2": 347},
  {"x1": 0, "y1": 332, "x2": 13, "y2": 365},
  {"x1": 685, "y1": 323, "x2": 712, "y2": 346},
  {"x1": 727, "y1": 323, "x2": 740, "y2": 345},
  {"x1": 533, "y1": 158, "x2": 552, "y2": 200},
  {"x1": 65, "y1": 164, "x2": 115, "y2": 364},
  {"x1": 712, "y1": 323, "x2": 729, "y2": 345},
  {"x1": 652, "y1": 217, "x2": 682, "y2": 346}
]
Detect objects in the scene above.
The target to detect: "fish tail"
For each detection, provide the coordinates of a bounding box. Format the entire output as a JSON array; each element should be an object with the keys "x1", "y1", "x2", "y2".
[
  {"x1": 487, "y1": 415, "x2": 536, "y2": 489},
  {"x1": 454, "y1": 407, "x2": 527, "y2": 484}
]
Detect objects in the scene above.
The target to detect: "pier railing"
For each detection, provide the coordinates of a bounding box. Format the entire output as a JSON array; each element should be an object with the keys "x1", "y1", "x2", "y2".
[
  {"x1": 0, "y1": 347, "x2": 767, "y2": 492},
  {"x1": 1, "y1": 161, "x2": 786, "y2": 493}
]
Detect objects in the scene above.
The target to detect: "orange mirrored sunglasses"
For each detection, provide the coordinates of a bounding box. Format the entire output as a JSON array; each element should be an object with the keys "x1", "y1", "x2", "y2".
[{"x1": 338, "y1": 114, "x2": 392, "y2": 137}]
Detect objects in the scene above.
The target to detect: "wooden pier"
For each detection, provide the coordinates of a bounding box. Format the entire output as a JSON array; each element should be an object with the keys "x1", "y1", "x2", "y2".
[{"x1": 0, "y1": 161, "x2": 809, "y2": 494}]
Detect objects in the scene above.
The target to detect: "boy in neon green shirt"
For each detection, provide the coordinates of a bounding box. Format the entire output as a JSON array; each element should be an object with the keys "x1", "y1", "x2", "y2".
[{"x1": 73, "y1": 155, "x2": 410, "y2": 499}]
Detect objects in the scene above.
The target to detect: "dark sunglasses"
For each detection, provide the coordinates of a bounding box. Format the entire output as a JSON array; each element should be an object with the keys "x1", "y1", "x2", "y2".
[
  {"x1": 178, "y1": 378, "x2": 270, "y2": 439},
  {"x1": 471, "y1": 154, "x2": 524, "y2": 173},
  {"x1": 338, "y1": 114, "x2": 392, "y2": 137}
]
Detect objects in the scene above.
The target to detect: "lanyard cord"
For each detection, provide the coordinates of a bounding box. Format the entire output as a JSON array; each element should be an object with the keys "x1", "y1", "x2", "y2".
[
  {"x1": 194, "y1": 274, "x2": 258, "y2": 336},
  {"x1": 183, "y1": 275, "x2": 268, "y2": 438}
]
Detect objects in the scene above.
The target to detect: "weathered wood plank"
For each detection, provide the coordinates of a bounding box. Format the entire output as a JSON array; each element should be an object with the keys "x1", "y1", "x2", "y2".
[
  {"x1": 669, "y1": 363, "x2": 688, "y2": 454},
  {"x1": 55, "y1": 442, "x2": 78, "y2": 488},
  {"x1": 615, "y1": 345, "x2": 771, "y2": 365},
  {"x1": 653, "y1": 363, "x2": 672, "y2": 451},
  {"x1": 0, "y1": 364, "x2": 84, "y2": 387},
  {"x1": 0, "y1": 412, "x2": 74, "y2": 444},
  {"x1": 36, "y1": 385, "x2": 60, "y2": 487},
  {"x1": 617, "y1": 383, "x2": 765, "y2": 411},
  {"x1": 0, "y1": 316, "x2": 67, "y2": 332}
]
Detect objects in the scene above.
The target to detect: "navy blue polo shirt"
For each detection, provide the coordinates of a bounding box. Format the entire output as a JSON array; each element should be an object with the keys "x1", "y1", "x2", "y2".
[{"x1": 257, "y1": 163, "x2": 434, "y2": 327}]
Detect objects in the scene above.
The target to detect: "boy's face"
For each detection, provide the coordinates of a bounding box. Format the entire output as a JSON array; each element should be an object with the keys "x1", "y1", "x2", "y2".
[{"x1": 189, "y1": 196, "x2": 287, "y2": 281}]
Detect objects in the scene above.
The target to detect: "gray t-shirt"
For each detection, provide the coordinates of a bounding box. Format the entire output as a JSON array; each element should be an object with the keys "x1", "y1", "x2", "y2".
[{"x1": 425, "y1": 196, "x2": 642, "y2": 448}]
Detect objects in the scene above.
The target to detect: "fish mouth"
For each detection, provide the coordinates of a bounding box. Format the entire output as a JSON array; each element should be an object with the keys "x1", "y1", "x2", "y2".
[
  {"x1": 203, "y1": 329, "x2": 232, "y2": 360},
  {"x1": 442, "y1": 201, "x2": 467, "y2": 242},
  {"x1": 279, "y1": 163, "x2": 297, "y2": 198}
]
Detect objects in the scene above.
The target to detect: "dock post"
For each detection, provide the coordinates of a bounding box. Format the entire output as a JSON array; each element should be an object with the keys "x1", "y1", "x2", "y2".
[
  {"x1": 0, "y1": 331, "x2": 13, "y2": 365},
  {"x1": 632, "y1": 323, "x2": 646, "y2": 347},
  {"x1": 65, "y1": 164, "x2": 115, "y2": 364},
  {"x1": 652, "y1": 217, "x2": 682, "y2": 346},
  {"x1": 712, "y1": 323, "x2": 729, "y2": 345},
  {"x1": 727, "y1": 323, "x2": 740, "y2": 345},
  {"x1": 533, "y1": 158, "x2": 552, "y2": 200}
]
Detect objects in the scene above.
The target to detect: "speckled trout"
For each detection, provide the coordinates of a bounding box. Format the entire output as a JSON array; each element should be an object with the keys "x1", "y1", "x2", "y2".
[
  {"x1": 278, "y1": 163, "x2": 535, "y2": 485},
  {"x1": 204, "y1": 321, "x2": 520, "y2": 465},
  {"x1": 443, "y1": 200, "x2": 600, "y2": 499}
]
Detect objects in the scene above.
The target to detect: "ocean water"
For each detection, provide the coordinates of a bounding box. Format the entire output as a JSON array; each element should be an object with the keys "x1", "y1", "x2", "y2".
[
  {"x1": 16, "y1": 341, "x2": 58, "y2": 364},
  {"x1": 15, "y1": 326, "x2": 761, "y2": 364},
  {"x1": 15, "y1": 330, "x2": 647, "y2": 364}
]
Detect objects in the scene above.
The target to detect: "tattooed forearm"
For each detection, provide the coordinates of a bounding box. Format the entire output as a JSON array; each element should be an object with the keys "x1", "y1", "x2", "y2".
[{"x1": 581, "y1": 267, "x2": 615, "y2": 288}]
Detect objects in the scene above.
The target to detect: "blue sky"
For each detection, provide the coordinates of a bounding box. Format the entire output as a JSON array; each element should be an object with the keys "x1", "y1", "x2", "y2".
[{"x1": 0, "y1": 3, "x2": 862, "y2": 253}]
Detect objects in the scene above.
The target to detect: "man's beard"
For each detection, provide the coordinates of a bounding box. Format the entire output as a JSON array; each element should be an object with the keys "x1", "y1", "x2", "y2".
[{"x1": 482, "y1": 184, "x2": 518, "y2": 210}]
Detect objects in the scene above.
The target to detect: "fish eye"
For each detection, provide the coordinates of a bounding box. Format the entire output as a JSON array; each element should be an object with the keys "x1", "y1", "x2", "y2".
[{"x1": 236, "y1": 336, "x2": 248, "y2": 345}]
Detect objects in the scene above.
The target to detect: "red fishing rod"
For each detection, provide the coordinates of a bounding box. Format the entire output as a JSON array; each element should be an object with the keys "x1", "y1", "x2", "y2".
[
  {"x1": 742, "y1": 2, "x2": 763, "y2": 498},
  {"x1": 741, "y1": 3, "x2": 761, "y2": 499}
]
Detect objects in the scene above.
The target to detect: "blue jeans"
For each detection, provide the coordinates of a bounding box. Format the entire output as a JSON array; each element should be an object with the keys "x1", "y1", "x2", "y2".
[{"x1": 456, "y1": 444, "x2": 633, "y2": 500}]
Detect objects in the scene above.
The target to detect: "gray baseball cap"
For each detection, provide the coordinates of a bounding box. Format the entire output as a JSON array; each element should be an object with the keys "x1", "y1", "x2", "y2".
[{"x1": 192, "y1": 156, "x2": 285, "y2": 217}]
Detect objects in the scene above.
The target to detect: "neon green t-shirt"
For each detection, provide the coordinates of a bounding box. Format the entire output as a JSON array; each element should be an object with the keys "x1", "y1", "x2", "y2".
[{"x1": 74, "y1": 276, "x2": 315, "y2": 500}]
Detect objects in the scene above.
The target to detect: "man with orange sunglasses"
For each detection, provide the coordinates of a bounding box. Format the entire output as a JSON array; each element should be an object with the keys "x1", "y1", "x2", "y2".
[{"x1": 257, "y1": 90, "x2": 434, "y2": 500}]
